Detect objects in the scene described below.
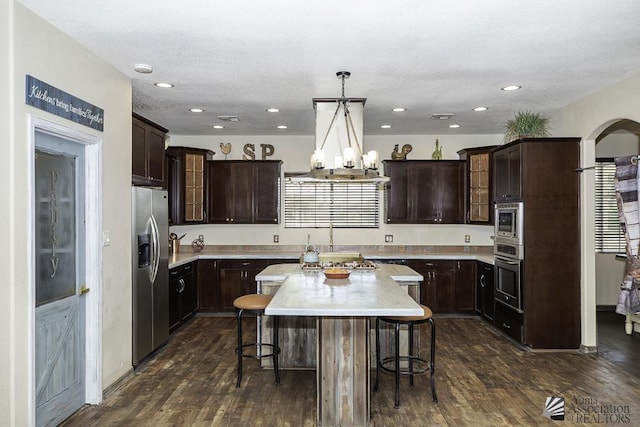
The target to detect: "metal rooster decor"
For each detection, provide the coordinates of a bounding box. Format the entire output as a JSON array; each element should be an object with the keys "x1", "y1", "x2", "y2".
[
  {"x1": 220, "y1": 142, "x2": 232, "y2": 159},
  {"x1": 391, "y1": 144, "x2": 412, "y2": 160}
]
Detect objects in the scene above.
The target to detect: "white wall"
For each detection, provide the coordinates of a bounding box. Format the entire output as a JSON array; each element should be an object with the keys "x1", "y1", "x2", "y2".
[
  {"x1": 168, "y1": 134, "x2": 502, "y2": 248},
  {"x1": 2, "y1": 3, "x2": 132, "y2": 424},
  {"x1": 551, "y1": 70, "x2": 640, "y2": 347},
  {"x1": 0, "y1": 1, "x2": 14, "y2": 424}
]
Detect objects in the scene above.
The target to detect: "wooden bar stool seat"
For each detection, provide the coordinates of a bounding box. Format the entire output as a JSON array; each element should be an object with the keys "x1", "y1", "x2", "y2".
[
  {"x1": 234, "y1": 293, "x2": 280, "y2": 387},
  {"x1": 374, "y1": 304, "x2": 437, "y2": 408}
]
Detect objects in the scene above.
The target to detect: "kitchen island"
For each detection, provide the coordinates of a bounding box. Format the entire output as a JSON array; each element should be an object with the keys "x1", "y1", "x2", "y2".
[{"x1": 257, "y1": 263, "x2": 423, "y2": 427}]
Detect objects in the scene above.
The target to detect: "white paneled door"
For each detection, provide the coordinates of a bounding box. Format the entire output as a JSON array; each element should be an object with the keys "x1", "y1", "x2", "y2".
[{"x1": 34, "y1": 131, "x2": 86, "y2": 427}]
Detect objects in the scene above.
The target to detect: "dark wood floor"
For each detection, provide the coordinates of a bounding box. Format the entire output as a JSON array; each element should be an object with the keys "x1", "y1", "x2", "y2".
[{"x1": 62, "y1": 312, "x2": 640, "y2": 426}]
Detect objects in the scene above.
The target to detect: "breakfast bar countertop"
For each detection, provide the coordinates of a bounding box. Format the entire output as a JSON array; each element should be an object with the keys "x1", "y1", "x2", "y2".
[{"x1": 262, "y1": 263, "x2": 423, "y2": 318}]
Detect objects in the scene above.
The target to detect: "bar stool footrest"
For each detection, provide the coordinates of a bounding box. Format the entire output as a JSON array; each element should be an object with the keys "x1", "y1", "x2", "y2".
[{"x1": 379, "y1": 355, "x2": 431, "y2": 376}]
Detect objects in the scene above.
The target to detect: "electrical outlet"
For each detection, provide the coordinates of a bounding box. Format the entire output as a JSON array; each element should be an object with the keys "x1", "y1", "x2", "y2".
[
  {"x1": 273, "y1": 235, "x2": 279, "y2": 243},
  {"x1": 198, "y1": 234, "x2": 204, "y2": 242},
  {"x1": 385, "y1": 235, "x2": 393, "y2": 243},
  {"x1": 464, "y1": 234, "x2": 471, "y2": 243}
]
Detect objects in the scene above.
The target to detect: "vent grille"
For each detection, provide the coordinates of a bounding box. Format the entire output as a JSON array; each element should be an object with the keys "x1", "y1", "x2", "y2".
[
  {"x1": 217, "y1": 115, "x2": 240, "y2": 122},
  {"x1": 430, "y1": 114, "x2": 454, "y2": 120}
]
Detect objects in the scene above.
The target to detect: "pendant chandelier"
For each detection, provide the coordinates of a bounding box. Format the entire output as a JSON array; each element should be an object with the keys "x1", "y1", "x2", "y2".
[{"x1": 292, "y1": 71, "x2": 389, "y2": 183}]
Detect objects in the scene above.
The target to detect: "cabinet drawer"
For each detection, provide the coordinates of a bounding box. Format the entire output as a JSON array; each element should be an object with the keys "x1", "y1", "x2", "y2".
[
  {"x1": 494, "y1": 302, "x2": 523, "y2": 343},
  {"x1": 219, "y1": 259, "x2": 268, "y2": 270},
  {"x1": 169, "y1": 262, "x2": 194, "y2": 277}
]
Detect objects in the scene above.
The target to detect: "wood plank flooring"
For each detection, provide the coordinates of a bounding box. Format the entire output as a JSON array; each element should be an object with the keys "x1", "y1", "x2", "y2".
[{"x1": 61, "y1": 315, "x2": 640, "y2": 426}]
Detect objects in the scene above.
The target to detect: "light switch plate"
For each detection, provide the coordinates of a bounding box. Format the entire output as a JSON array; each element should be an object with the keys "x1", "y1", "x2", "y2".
[{"x1": 102, "y1": 230, "x2": 111, "y2": 246}]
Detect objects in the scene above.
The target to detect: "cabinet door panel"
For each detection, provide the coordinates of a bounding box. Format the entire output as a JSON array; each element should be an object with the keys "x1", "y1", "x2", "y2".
[
  {"x1": 413, "y1": 164, "x2": 438, "y2": 222},
  {"x1": 229, "y1": 163, "x2": 253, "y2": 223},
  {"x1": 456, "y1": 261, "x2": 475, "y2": 312},
  {"x1": 132, "y1": 119, "x2": 147, "y2": 181},
  {"x1": 384, "y1": 162, "x2": 411, "y2": 223},
  {"x1": 253, "y1": 162, "x2": 280, "y2": 224},
  {"x1": 207, "y1": 162, "x2": 231, "y2": 223},
  {"x1": 147, "y1": 128, "x2": 165, "y2": 184},
  {"x1": 197, "y1": 260, "x2": 218, "y2": 312},
  {"x1": 437, "y1": 162, "x2": 465, "y2": 223}
]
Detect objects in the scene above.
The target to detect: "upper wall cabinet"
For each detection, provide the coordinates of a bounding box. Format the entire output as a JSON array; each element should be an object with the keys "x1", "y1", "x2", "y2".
[
  {"x1": 207, "y1": 160, "x2": 281, "y2": 224},
  {"x1": 383, "y1": 160, "x2": 464, "y2": 224},
  {"x1": 166, "y1": 147, "x2": 215, "y2": 225},
  {"x1": 132, "y1": 113, "x2": 168, "y2": 187},
  {"x1": 458, "y1": 146, "x2": 498, "y2": 224},
  {"x1": 492, "y1": 143, "x2": 522, "y2": 202}
]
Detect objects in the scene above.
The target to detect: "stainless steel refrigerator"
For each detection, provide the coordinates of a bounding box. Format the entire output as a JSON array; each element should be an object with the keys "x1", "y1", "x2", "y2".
[{"x1": 131, "y1": 187, "x2": 169, "y2": 366}]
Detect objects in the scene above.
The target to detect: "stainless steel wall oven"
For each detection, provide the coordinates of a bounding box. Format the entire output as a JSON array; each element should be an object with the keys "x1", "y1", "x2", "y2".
[{"x1": 494, "y1": 253, "x2": 523, "y2": 313}]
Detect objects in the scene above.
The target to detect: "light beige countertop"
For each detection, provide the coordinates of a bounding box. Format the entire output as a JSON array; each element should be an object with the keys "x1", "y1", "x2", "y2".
[
  {"x1": 168, "y1": 245, "x2": 494, "y2": 268},
  {"x1": 263, "y1": 264, "x2": 424, "y2": 317}
]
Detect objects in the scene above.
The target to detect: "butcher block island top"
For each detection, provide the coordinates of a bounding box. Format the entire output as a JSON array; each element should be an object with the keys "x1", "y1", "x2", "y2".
[{"x1": 260, "y1": 263, "x2": 424, "y2": 317}]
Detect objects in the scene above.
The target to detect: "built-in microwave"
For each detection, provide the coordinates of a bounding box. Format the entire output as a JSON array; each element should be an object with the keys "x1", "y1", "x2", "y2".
[{"x1": 495, "y1": 202, "x2": 524, "y2": 244}]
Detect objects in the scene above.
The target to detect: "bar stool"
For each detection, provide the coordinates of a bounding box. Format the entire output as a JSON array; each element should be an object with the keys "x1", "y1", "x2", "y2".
[
  {"x1": 234, "y1": 293, "x2": 280, "y2": 387},
  {"x1": 374, "y1": 304, "x2": 437, "y2": 408}
]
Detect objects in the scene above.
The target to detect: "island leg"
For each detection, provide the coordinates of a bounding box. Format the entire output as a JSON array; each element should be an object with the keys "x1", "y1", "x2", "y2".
[{"x1": 317, "y1": 317, "x2": 370, "y2": 427}]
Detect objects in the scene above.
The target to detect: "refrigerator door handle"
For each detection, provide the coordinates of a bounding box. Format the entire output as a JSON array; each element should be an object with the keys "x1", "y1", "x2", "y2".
[{"x1": 149, "y1": 214, "x2": 160, "y2": 284}]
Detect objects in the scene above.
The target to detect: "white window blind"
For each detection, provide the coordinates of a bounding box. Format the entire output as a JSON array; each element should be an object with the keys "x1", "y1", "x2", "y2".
[
  {"x1": 595, "y1": 159, "x2": 625, "y2": 253},
  {"x1": 284, "y1": 173, "x2": 380, "y2": 228}
]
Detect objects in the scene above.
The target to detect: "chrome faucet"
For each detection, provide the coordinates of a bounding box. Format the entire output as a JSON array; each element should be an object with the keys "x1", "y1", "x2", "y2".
[{"x1": 329, "y1": 223, "x2": 334, "y2": 252}]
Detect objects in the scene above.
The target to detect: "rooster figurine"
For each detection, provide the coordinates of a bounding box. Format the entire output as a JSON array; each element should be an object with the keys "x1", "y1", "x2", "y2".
[
  {"x1": 391, "y1": 143, "x2": 413, "y2": 160},
  {"x1": 220, "y1": 142, "x2": 232, "y2": 159}
]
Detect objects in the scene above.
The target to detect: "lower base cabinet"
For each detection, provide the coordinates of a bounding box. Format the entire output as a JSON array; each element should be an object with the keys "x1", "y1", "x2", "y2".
[
  {"x1": 169, "y1": 262, "x2": 197, "y2": 333},
  {"x1": 476, "y1": 261, "x2": 494, "y2": 322},
  {"x1": 407, "y1": 259, "x2": 475, "y2": 314},
  {"x1": 494, "y1": 301, "x2": 523, "y2": 343}
]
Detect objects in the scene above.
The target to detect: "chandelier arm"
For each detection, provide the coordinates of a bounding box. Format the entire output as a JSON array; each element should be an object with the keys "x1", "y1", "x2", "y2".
[
  {"x1": 345, "y1": 106, "x2": 362, "y2": 156},
  {"x1": 319, "y1": 101, "x2": 343, "y2": 150}
]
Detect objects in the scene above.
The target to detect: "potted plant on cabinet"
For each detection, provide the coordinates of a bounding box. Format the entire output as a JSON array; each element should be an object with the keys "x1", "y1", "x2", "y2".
[{"x1": 503, "y1": 110, "x2": 551, "y2": 142}]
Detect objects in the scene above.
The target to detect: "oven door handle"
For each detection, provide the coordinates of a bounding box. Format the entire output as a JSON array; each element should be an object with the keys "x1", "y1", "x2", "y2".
[{"x1": 495, "y1": 256, "x2": 520, "y2": 265}]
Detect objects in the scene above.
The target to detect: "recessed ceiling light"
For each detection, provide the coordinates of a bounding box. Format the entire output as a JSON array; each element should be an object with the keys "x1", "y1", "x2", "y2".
[
  {"x1": 189, "y1": 108, "x2": 204, "y2": 113},
  {"x1": 381, "y1": 124, "x2": 391, "y2": 129},
  {"x1": 134, "y1": 63, "x2": 153, "y2": 74},
  {"x1": 212, "y1": 125, "x2": 224, "y2": 129},
  {"x1": 449, "y1": 124, "x2": 461, "y2": 128},
  {"x1": 501, "y1": 85, "x2": 521, "y2": 91},
  {"x1": 266, "y1": 108, "x2": 280, "y2": 113},
  {"x1": 154, "y1": 82, "x2": 174, "y2": 88},
  {"x1": 473, "y1": 107, "x2": 488, "y2": 112},
  {"x1": 392, "y1": 107, "x2": 407, "y2": 112},
  {"x1": 277, "y1": 125, "x2": 287, "y2": 129}
]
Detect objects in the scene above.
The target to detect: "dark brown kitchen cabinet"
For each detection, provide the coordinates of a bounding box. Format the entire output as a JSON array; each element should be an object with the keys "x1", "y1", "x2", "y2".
[
  {"x1": 218, "y1": 260, "x2": 269, "y2": 312},
  {"x1": 165, "y1": 147, "x2": 215, "y2": 225},
  {"x1": 132, "y1": 113, "x2": 167, "y2": 187},
  {"x1": 207, "y1": 160, "x2": 281, "y2": 224},
  {"x1": 493, "y1": 137, "x2": 581, "y2": 349},
  {"x1": 458, "y1": 146, "x2": 498, "y2": 224},
  {"x1": 455, "y1": 260, "x2": 476, "y2": 313},
  {"x1": 383, "y1": 160, "x2": 464, "y2": 224},
  {"x1": 197, "y1": 259, "x2": 218, "y2": 312},
  {"x1": 407, "y1": 259, "x2": 475, "y2": 314},
  {"x1": 476, "y1": 261, "x2": 494, "y2": 322},
  {"x1": 169, "y1": 262, "x2": 197, "y2": 333},
  {"x1": 493, "y1": 144, "x2": 521, "y2": 202}
]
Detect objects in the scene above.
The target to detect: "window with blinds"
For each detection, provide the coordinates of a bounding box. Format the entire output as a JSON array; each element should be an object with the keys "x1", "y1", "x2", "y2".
[
  {"x1": 284, "y1": 173, "x2": 380, "y2": 228},
  {"x1": 595, "y1": 159, "x2": 625, "y2": 253}
]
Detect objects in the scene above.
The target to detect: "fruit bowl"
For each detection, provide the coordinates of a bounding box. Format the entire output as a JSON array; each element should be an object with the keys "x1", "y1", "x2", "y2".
[{"x1": 324, "y1": 268, "x2": 350, "y2": 279}]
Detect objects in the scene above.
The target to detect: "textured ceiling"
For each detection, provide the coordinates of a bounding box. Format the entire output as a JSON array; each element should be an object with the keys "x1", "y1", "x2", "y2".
[{"x1": 17, "y1": 0, "x2": 640, "y2": 136}]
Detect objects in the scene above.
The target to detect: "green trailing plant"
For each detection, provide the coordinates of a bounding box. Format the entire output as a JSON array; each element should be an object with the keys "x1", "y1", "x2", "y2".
[{"x1": 503, "y1": 111, "x2": 551, "y2": 142}]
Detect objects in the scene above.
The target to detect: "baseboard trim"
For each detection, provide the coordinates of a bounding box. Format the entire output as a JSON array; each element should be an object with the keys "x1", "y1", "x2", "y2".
[
  {"x1": 103, "y1": 368, "x2": 135, "y2": 400},
  {"x1": 580, "y1": 344, "x2": 598, "y2": 354}
]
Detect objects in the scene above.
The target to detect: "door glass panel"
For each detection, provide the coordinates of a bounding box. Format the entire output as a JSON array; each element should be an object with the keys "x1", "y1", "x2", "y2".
[{"x1": 35, "y1": 150, "x2": 76, "y2": 306}]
